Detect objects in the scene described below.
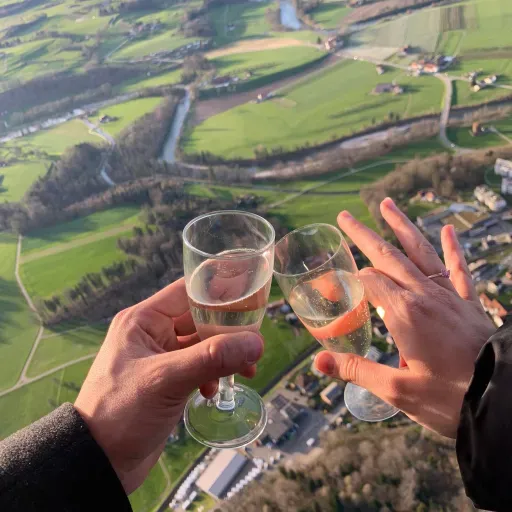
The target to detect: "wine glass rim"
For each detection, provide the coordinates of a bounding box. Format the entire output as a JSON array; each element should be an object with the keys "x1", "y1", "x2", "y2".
[
  {"x1": 182, "y1": 210, "x2": 275, "y2": 260},
  {"x1": 273, "y1": 223, "x2": 345, "y2": 278}
]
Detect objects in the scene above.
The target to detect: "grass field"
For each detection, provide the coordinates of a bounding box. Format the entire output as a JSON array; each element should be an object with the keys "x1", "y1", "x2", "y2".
[
  {"x1": 447, "y1": 126, "x2": 506, "y2": 149},
  {"x1": 353, "y1": 0, "x2": 512, "y2": 57},
  {"x1": 26, "y1": 324, "x2": 108, "y2": 378},
  {"x1": 0, "y1": 160, "x2": 49, "y2": 202},
  {"x1": 451, "y1": 79, "x2": 512, "y2": 107},
  {"x1": 0, "y1": 358, "x2": 92, "y2": 440},
  {"x1": 309, "y1": 0, "x2": 351, "y2": 29},
  {"x1": 89, "y1": 97, "x2": 164, "y2": 137},
  {"x1": 6, "y1": 119, "x2": 101, "y2": 157},
  {"x1": 210, "y1": 46, "x2": 326, "y2": 83},
  {"x1": 20, "y1": 231, "x2": 131, "y2": 299},
  {"x1": 22, "y1": 206, "x2": 141, "y2": 255},
  {"x1": 114, "y1": 31, "x2": 201, "y2": 60},
  {"x1": 183, "y1": 59, "x2": 444, "y2": 159},
  {"x1": 117, "y1": 68, "x2": 182, "y2": 94},
  {"x1": 0, "y1": 233, "x2": 40, "y2": 391},
  {"x1": 209, "y1": 0, "x2": 273, "y2": 46}
]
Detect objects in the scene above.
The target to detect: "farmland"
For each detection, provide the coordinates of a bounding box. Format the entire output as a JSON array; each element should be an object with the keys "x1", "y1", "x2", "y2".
[
  {"x1": 183, "y1": 59, "x2": 444, "y2": 159},
  {"x1": 21, "y1": 206, "x2": 140, "y2": 255},
  {"x1": 309, "y1": 0, "x2": 351, "y2": 29},
  {"x1": 88, "y1": 97, "x2": 164, "y2": 137},
  {"x1": 0, "y1": 161, "x2": 48, "y2": 203},
  {"x1": 20, "y1": 230, "x2": 131, "y2": 299},
  {"x1": 0, "y1": 233, "x2": 39, "y2": 391}
]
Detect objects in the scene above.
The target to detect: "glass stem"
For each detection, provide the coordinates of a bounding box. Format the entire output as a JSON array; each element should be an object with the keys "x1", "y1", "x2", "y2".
[{"x1": 216, "y1": 375, "x2": 236, "y2": 411}]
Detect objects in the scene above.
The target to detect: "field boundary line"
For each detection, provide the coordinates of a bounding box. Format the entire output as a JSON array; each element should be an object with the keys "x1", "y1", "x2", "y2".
[
  {"x1": 15, "y1": 235, "x2": 40, "y2": 317},
  {"x1": 41, "y1": 321, "x2": 109, "y2": 340},
  {"x1": 268, "y1": 158, "x2": 409, "y2": 208},
  {"x1": 20, "y1": 223, "x2": 137, "y2": 264}
]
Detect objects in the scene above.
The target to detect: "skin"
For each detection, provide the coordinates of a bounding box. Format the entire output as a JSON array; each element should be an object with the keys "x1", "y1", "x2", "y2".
[
  {"x1": 74, "y1": 278, "x2": 263, "y2": 495},
  {"x1": 314, "y1": 198, "x2": 495, "y2": 438}
]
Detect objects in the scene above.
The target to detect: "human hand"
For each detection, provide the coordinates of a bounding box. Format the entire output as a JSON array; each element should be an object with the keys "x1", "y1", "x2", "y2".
[
  {"x1": 74, "y1": 278, "x2": 263, "y2": 494},
  {"x1": 314, "y1": 198, "x2": 495, "y2": 438}
]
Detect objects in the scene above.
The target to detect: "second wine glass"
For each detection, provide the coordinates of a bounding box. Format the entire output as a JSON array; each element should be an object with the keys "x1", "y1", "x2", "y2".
[{"x1": 273, "y1": 223, "x2": 399, "y2": 422}]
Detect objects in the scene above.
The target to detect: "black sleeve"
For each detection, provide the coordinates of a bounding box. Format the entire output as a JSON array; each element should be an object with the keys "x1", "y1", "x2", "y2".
[
  {"x1": 457, "y1": 315, "x2": 512, "y2": 512},
  {"x1": 0, "y1": 403, "x2": 132, "y2": 512}
]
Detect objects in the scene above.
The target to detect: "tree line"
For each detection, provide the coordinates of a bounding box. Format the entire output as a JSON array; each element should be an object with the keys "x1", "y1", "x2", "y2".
[{"x1": 221, "y1": 424, "x2": 472, "y2": 512}]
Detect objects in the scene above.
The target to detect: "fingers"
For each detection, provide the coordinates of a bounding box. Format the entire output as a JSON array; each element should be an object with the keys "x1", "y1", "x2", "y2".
[
  {"x1": 337, "y1": 211, "x2": 427, "y2": 291},
  {"x1": 441, "y1": 225, "x2": 478, "y2": 302},
  {"x1": 380, "y1": 198, "x2": 456, "y2": 293},
  {"x1": 173, "y1": 310, "x2": 196, "y2": 337},
  {"x1": 315, "y1": 351, "x2": 406, "y2": 408},
  {"x1": 142, "y1": 278, "x2": 190, "y2": 318},
  {"x1": 199, "y1": 365, "x2": 257, "y2": 399},
  {"x1": 161, "y1": 332, "x2": 264, "y2": 397},
  {"x1": 358, "y1": 267, "x2": 404, "y2": 316}
]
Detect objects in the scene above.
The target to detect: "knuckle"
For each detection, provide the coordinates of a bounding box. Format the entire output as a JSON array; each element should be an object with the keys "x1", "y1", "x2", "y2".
[
  {"x1": 376, "y1": 239, "x2": 399, "y2": 259},
  {"x1": 203, "y1": 339, "x2": 227, "y2": 371},
  {"x1": 342, "y1": 353, "x2": 361, "y2": 383},
  {"x1": 416, "y1": 238, "x2": 438, "y2": 257}
]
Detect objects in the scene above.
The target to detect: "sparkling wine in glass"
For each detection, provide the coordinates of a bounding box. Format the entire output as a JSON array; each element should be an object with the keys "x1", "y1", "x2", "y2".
[
  {"x1": 274, "y1": 224, "x2": 399, "y2": 422},
  {"x1": 183, "y1": 211, "x2": 275, "y2": 448}
]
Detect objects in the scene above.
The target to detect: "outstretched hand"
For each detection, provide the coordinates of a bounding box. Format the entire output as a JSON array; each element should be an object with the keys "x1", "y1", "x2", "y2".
[
  {"x1": 74, "y1": 278, "x2": 263, "y2": 494},
  {"x1": 314, "y1": 198, "x2": 495, "y2": 438}
]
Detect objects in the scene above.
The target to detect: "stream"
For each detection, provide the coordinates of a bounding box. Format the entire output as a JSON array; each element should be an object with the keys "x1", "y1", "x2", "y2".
[
  {"x1": 161, "y1": 88, "x2": 191, "y2": 163},
  {"x1": 280, "y1": 0, "x2": 301, "y2": 30}
]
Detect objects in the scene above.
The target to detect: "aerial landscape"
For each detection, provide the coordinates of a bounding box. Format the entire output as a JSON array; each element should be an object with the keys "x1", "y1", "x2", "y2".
[{"x1": 0, "y1": 0, "x2": 511, "y2": 509}]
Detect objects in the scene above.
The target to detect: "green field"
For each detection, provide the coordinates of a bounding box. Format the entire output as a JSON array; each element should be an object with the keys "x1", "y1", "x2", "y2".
[
  {"x1": 210, "y1": 46, "x2": 326, "y2": 84},
  {"x1": 354, "y1": 0, "x2": 512, "y2": 56},
  {"x1": 209, "y1": 0, "x2": 273, "y2": 46},
  {"x1": 309, "y1": 0, "x2": 351, "y2": 29},
  {"x1": 451, "y1": 79, "x2": 512, "y2": 107},
  {"x1": 89, "y1": 97, "x2": 164, "y2": 137},
  {"x1": 26, "y1": 324, "x2": 108, "y2": 378},
  {"x1": 447, "y1": 126, "x2": 506, "y2": 149},
  {"x1": 0, "y1": 358, "x2": 92, "y2": 440},
  {"x1": 114, "y1": 31, "x2": 201, "y2": 60},
  {"x1": 20, "y1": 231, "x2": 131, "y2": 299},
  {"x1": 6, "y1": 119, "x2": 101, "y2": 157},
  {"x1": 184, "y1": 59, "x2": 444, "y2": 159},
  {"x1": 0, "y1": 233, "x2": 40, "y2": 391},
  {"x1": 117, "y1": 68, "x2": 182, "y2": 94},
  {"x1": 0, "y1": 161, "x2": 49, "y2": 202},
  {"x1": 22, "y1": 206, "x2": 140, "y2": 255}
]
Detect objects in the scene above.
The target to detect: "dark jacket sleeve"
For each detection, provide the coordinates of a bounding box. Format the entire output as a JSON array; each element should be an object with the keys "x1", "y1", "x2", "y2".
[
  {"x1": 0, "y1": 403, "x2": 132, "y2": 511},
  {"x1": 457, "y1": 315, "x2": 512, "y2": 512}
]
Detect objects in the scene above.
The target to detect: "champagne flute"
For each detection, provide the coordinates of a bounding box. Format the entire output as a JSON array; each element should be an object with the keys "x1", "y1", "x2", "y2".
[
  {"x1": 273, "y1": 223, "x2": 399, "y2": 422},
  {"x1": 182, "y1": 210, "x2": 275, "y2": 448}
]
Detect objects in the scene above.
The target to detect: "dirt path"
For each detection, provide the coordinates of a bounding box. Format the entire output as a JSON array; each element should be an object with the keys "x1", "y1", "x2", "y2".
[
  {"x1": 192, "y1": 53, "x2": 340, "y2": 125},
  {"x1": 21, "y1": 224, "x2": 137, "y2": 264}
]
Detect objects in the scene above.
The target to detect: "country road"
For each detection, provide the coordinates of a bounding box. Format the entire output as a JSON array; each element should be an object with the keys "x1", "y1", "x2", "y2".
[{"x1": 82, "y1": 119, "x2": 117, "y2": 186}]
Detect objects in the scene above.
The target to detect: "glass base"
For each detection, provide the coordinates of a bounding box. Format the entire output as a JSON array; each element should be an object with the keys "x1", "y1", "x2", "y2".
[
  {"x1": 184, "y1": 383, "x2": 267, "y2": 448},
  {"x1": 344, "y1": 383, "x2": 399, "y2": 422}
]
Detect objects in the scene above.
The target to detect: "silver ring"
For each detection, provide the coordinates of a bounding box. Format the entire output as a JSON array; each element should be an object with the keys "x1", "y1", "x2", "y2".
[{"x1": 427, "y1": 269, "x2": 451, "y2": 279}]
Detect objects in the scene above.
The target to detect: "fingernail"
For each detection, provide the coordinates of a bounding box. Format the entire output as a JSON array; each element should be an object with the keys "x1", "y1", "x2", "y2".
[
  {"x1": 382, "y1": 197, "x2": 397, "y2": 210},
  {"x1": 245, "y1": 335, "x2": 263, "y2": 365},
  {"x1": 315, "y1": 353, "x2": 335, "y2": 376},
  {"x1": 339, "y1": 210, "x2": 353, "y2": 220}
]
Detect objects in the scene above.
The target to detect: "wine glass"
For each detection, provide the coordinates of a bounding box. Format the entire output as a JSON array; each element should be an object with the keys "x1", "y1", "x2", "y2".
[
  {"x1": 273, "y1": 223, "x2": 399, "y2": 422},
  {"x1": 182, "y1": 210, "x2": 275, "y2": 448}
]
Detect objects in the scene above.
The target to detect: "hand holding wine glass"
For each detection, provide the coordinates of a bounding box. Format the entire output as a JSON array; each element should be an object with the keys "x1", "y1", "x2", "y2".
[{"x1": 314, "y1": 199, "x2": 495, "y2": 438}]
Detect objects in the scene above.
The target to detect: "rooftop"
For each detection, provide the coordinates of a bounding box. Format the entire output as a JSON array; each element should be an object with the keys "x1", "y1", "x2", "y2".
[{"x1": 196, "y1": 450, "x2": 248, "y2": 498}]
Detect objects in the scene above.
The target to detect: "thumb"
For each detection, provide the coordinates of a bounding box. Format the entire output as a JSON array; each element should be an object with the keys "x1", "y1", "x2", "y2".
[
  {"x1": 314, "y1": 351, "x2": 405, "y2": 408},
  {"x1": 161, "y1": 331, "x2": 263, "y2": 396}
]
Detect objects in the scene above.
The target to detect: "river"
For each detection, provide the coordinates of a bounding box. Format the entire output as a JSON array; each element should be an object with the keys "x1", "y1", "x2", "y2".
[
  {"x1": 280, "y1": 0, "x2": 301, "y2": 30},
  {"x1": 161, "y1": 88, "x2": 191, "y2": 163}
]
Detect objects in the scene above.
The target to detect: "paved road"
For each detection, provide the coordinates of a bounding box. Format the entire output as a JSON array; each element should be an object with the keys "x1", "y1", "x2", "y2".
[{"x1": 82, "y1": 119, "x2": 116, "y2": 186}]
